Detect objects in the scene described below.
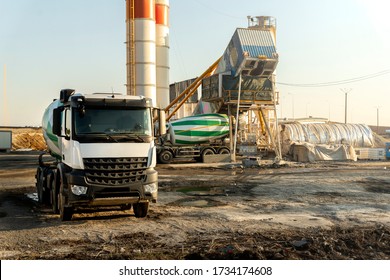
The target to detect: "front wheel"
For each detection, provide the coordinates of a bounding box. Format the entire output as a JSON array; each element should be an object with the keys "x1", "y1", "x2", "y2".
[
  {"x1": 58, "y1": 171, "x2": 73, "y2": 221},
  {"x1": 58, "y1": 191, "x2": 73, "y2": 221},
  {"x1": 50, "y1": 172, "x2": 59, "y2": 214},
  {"x1": 158, "y1": 150, "x2": 173, "y2": 164},
  {"x1": 133, "y1": 202, "x2": 149, "y2": 218}
]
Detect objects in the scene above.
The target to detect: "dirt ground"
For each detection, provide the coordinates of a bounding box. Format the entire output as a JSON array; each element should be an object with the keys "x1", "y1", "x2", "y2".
[{"x1": 0, "y1": 151, "x2": 389, "y2": 260}]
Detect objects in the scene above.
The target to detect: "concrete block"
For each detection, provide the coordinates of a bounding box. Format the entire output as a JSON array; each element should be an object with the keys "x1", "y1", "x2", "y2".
[
  {"x1": 203, "y1": 154, "x2": 231, "y2": 163},
  {"x1": 242, "y1": 157, "x2": 261, "y2": 167}
]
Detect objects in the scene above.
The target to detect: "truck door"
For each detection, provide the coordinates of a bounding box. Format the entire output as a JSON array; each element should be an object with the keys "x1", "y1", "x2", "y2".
[{"x1": 61, "y1": 108, "x2": 72, "y2": 167}]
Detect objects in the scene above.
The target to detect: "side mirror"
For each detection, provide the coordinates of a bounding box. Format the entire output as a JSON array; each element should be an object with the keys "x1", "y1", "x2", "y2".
[
  {"x1": 60, "y1": 89, "x2": 75, "y2": 103},
  {"x1": 159, "y1": 110, "x2": 167, "y2": 136},
  {"x1": 52, "y1": 107, "x2": 63, "y2": 136}
]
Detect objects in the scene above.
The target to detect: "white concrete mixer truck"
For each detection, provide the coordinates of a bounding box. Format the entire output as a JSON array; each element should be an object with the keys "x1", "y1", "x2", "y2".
[{"x1": 35, "y1": 89, "x2": 165, "y2": 221}]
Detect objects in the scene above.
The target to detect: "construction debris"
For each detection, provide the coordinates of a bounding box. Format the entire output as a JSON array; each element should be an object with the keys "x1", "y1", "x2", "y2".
[
  {"x1": 2, "y1": 127, "x2": 47, "y2": 151},
  {"x1": 12, "y1": 132, "x2": 46, "y2": 151}
]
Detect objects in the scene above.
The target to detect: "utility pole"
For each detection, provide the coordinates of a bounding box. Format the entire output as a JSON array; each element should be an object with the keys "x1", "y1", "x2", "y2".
[
  {"x1": 340, "y1": 88, "x2": 352, "y2": 124},
  {"x1": 376, "y1": 107, "x2": 380, "y2": 134},
  {"x1": 3, "y1": 65, "x2": 7, "y2": 126}
]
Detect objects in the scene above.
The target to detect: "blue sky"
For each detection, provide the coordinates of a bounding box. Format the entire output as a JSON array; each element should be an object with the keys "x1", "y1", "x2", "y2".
[{"x1": 1, "y1": 0, "x2": 389, "y2": 126}]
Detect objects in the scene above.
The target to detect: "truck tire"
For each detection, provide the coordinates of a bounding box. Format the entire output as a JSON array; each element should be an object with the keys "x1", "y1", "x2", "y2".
[
  {"x1": 50, "y1": 171, "x2": 59, "y2": 214},
  {"x1": 120, "y1": 204, "x2": 132, "y2": 211},
  {"x1": 58, "y1": 171, "x2": 73, "y2": 221},
  {"x1": 158, "y1": 150, "x2": 173, "y2": 164},
  {"x1": 201, "y1": 148, "x2": 215, "y2": 162},
  {"x1": 59, "y1": 192, "x2": 73, "y2": 221},
  {"x1": 218, "y1": 147, "x2": 230, "y2": 155},
  {"x1": 133, "y1": 202, "x2": 149, "y2": 218},
  {"x1": 35, "y1": 167, "x2": 45, "y2": 203}
]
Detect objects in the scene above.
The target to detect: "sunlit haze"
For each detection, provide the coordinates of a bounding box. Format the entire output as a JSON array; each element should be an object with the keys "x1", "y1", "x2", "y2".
[{"x1": 1, "y1": 0, "x2": 389, "y2": 126}]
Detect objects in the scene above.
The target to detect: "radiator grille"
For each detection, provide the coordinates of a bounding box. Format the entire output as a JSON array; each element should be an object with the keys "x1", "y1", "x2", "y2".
[{"x1": 83, "y1": 157, "x2": 147, "y2": 186}]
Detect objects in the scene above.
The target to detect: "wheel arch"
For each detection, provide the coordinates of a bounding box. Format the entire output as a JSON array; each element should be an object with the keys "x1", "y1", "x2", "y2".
[
  {"x1": 217, "y1": 146, "x2": 230, "y2": 154},
  {"x1": 158, "y1": 146, "x2": 174, "y2": 155},
  {"x1": 201, "y1": 146, "x2": 217, "y2": 154}
]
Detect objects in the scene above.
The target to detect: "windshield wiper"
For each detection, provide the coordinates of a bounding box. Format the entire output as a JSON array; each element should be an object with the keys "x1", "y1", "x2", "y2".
[
  {"x1": 121, "y1": 133, "x2": 145, "y2": 143},
  {"x1": 104, "y1": 133, "x2": 119, "y2": 143},
  {"x1": 78, "y1": 132, "x2": 118, "y2": 143},
  {"x1": 78, "y1": 132, "x2": 146, "y2": 143}
]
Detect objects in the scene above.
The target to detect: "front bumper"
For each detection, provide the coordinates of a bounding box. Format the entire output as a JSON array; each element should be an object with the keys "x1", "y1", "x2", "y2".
[{"x1": 65, "y1": 168, "x2": 158, "y2": 207}]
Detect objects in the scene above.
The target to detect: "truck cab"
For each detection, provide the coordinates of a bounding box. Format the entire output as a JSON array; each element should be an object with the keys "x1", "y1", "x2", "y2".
[{"x1": 38, "y1": 89, "x2": 163, "y2": 220}]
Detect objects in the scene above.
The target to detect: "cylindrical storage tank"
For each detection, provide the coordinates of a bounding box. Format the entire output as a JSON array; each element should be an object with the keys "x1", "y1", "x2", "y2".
[
  {"x1": 126, "y1": 0, "x2": 157, "y2": 107},
  {"x1": 155, "y1": 0, "x2": 170, "y2": 109}
]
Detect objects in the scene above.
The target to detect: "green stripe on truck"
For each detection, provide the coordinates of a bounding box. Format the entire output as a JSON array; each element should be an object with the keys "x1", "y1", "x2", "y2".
[{"x1": 174, "y1": 130, "x2": 228, "y2": 137}]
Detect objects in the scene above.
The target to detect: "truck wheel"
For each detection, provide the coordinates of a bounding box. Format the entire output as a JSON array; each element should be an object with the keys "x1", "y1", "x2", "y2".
[
  {"x1": 133, "y1": 202, "x2": 149, "y2": 218},
  {"x1": 35, "y1": 167, "x2": 44, "y2": 203},
  {"x1": 44, "y1": 171, "x2": 54, "y2": 205},
  {"x1": 58, "y1": 174, "x2": 73, "y2": 221},
  {"x1": 120, "y1": 204, "x2": 132, "y2": 211},
  {"x1": 201, "y1": 148, "x2": 215, "y2": 162},
  {"x1": 218, "y1": 147, "x2": 230, "y2": 155},
  {"x1": 158, "y1": 150, "x2": 173, "y2": 164},
  {"x1": 59, "y1": 193, "x2": 73, "y2": 221},
  {"x1": 50, "y1": 172, "x2": 59, "y2": 214}
]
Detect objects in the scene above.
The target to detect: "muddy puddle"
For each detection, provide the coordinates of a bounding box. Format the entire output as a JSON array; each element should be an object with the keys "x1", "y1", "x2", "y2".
[
  {"x1": 169, "y1": 197, "x2": 227, "y2": 207},
  {"x1": 162, "y1": 181, "x2": 257, "y2": 208}
]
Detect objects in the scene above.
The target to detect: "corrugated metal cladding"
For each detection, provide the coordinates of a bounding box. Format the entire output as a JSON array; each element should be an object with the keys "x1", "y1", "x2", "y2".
[
  {"x1": 236, "y1": 28, "x2": 276, "y2": 58},
  {"x1": 169, "y1": 78, "x2": 199, "y2": 103}
]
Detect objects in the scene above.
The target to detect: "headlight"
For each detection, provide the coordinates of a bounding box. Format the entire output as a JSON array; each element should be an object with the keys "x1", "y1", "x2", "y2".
[
  {"x1": 71, "y1": 185, "x2": 88, "y2": 195},
  {"x1": 144, "y1": 183, "x2": 157, "y2": 194}
]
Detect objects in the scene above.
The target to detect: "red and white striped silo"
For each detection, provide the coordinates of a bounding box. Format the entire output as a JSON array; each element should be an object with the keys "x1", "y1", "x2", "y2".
[
  {"x1": 126, "y1": 0, "x2": 157, "y2": 106},
  {"x1": 155, "y1": 0, "x2": 170, "y2": 108}
]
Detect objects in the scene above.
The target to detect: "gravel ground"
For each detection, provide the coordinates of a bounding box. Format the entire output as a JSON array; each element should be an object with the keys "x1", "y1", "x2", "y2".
[{"x1": 0, "y1": 152, "x2": 389, "y2": 259}]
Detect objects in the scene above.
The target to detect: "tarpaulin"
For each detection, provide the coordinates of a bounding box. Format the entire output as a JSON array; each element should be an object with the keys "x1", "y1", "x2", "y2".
[
  {"x1": 281, "y1": 122, "x2": 374, "y2": 155},
  {"x1": 290, "y1": 142, "x2": 357, "y2": 162}
]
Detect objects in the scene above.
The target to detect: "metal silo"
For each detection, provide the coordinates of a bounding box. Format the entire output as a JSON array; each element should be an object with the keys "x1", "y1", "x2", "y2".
[
  {"x1": 155, "y1": 0, "x2": 170, "y2": 109},
  {"x1": 126, "y1": 0, "x2": 157, "y2": 106}
]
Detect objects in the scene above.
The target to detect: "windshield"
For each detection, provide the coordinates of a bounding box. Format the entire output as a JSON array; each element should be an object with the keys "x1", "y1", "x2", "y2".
[{"x1": 74, "y1": 108, "x2": 152, "y2": 139}]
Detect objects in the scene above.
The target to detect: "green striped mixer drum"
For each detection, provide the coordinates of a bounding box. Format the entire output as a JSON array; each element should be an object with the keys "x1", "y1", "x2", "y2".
[
  {"x1": 41, "y1": 99, "x2": 62, "y2": 158},
  {"x1": 168, "y1": 114, "x2": 229, "y2": 145}
]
